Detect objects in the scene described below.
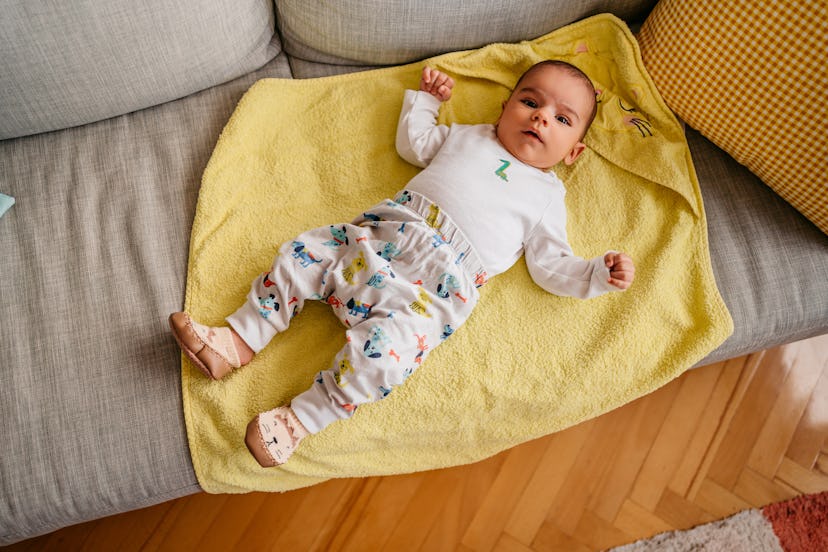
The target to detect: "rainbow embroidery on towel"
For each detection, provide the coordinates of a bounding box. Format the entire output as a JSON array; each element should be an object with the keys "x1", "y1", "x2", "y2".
[{"x1": 495, "y1": 159, "x2": 511, "y2": 181}]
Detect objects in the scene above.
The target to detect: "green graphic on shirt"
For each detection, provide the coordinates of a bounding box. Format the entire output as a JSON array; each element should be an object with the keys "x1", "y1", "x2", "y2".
[{"x1": 495, "y1": 159, "x2": 510, "y2": 181}]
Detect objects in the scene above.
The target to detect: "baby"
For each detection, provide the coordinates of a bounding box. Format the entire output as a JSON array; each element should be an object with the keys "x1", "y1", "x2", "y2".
[{"x1": 170, "y1": 60, "x2": 635, "y2": 467}]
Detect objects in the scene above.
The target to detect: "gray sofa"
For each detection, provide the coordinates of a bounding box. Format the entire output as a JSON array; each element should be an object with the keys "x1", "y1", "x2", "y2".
[{"x1": 1, "y1": 0, "x2": 825, "y2": 544}]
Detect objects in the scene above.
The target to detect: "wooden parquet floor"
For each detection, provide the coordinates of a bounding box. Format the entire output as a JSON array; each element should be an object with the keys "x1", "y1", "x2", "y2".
[{"x1": 6, "y1": 334, "x2": 827, "y2": 551}]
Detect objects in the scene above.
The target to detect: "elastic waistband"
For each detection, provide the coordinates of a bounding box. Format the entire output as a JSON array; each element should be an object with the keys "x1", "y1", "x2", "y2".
[{"x1": 391, "y1": 190, "x2": 488, "y2": 287}]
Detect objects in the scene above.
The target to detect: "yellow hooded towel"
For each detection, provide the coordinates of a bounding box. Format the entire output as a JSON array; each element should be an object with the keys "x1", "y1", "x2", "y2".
[{"x1": 182, "y1": 14, "x2": 732, "y2": 493}]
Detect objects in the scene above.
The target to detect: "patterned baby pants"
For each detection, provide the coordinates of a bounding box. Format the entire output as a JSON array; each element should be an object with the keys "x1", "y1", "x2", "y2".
[{"x1": 227, "y1": 191, "x2": 488, "y2": 434}]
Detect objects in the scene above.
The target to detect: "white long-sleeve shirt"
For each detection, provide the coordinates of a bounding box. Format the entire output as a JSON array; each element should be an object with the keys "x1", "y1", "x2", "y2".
[{"x1": 396, "y1": 90, "x2": 617, "y2": 299}]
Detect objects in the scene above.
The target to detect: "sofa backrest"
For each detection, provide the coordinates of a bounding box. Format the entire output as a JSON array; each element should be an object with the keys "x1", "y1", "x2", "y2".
[
  {"x1": 276, "y1": 0, "x2": 656, "y2": 66},
  {"x1": 0, "y1": 0, "x2": 279, "y2": 140}
]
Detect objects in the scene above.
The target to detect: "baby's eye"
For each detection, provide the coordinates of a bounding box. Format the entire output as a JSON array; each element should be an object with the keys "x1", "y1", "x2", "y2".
[
  {"x1": 521, "y1": 99, "x2": 538, "y2": 108},
  {"x1": 556, "y1": 115, "x2": 571, "y2": 126}
]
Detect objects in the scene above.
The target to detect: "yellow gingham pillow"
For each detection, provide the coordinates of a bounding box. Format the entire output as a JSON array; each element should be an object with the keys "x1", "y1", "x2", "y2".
[{"x1": 638, "y1": 0, "x2": 828, "y2": 235}]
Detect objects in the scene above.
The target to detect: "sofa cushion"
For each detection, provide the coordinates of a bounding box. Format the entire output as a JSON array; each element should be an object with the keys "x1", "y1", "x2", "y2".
[
  {"x1": 0, "y1": 0, "x2": 280, "y2": 139},
  {"x1": 276, "y1": 0, "x2": 657, "y2": 66},
  {"x1": 638, "y1": 0, "x2": 828, "y2": 235},
  {"x1": 688, "y1": 127, "x2": 828, "y2": 366},
  {"x1": 0, "y1": 53, "x2": 292, "y2": 545}
]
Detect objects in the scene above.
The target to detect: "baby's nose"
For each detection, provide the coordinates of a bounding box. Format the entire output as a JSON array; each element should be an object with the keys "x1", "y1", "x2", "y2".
[{"x1": 532, "y1": 110, "x2": 549, "y2": 125}]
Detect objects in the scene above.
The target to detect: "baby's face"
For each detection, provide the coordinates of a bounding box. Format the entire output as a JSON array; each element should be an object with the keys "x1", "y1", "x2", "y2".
[{"x1": 496, "y1": 65, "x2": 593, "y2": 170}]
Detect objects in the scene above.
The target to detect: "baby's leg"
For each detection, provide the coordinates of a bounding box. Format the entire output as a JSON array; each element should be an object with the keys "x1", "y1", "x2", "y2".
[
  {"x1": 244, "y1": 206, "x2": 481, "y2": 466},
  {"x1": 171, "y1": 225, "x2": 341, "y2": 380},
  {"x1": 293, "y1": 252, "x2": 479, "y2": 433},
  {"x1": 291, "y1": 319, "x2": 438, "y2": 432},
  {"x1": 227, "y1": 230, "x2": 340, "y2": 351},
  {"x1": 244, "y1": 316, "x2": 436, "y2": 467}
]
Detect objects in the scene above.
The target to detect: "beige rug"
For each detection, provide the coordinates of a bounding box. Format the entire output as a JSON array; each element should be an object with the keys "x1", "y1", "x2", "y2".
[{"x1": 610, "y1": 491, "x2": 828, "y2": 551}]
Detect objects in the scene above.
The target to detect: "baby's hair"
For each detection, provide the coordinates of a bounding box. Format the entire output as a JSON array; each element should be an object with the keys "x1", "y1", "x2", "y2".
[{"x1": 515, "y1": 60, "x2": 598, "y2": 140}]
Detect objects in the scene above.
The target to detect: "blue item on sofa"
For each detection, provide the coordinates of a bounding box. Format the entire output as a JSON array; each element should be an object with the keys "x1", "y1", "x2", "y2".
[{"x1": 0, "y1": 194, "x2": 14, "y2": 218}]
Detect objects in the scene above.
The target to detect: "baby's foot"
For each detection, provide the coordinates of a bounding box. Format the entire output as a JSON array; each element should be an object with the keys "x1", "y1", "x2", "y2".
[
  {"x1": 168, "y1": 312, "x2": 249, "y2": 380},
  {"x1": 245, "y1": 406, "x2": 309, "y2": 467}
]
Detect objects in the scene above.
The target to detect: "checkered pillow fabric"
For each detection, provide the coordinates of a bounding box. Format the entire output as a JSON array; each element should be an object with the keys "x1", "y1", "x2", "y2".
[{"x1": 638, "y1": 0, "x2": 828, "y2": 235}]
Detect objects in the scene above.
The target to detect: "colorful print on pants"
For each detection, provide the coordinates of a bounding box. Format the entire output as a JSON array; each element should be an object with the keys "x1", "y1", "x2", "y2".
[{"x1": 228, "y1": 199, "x2": 481, "y2": 434}]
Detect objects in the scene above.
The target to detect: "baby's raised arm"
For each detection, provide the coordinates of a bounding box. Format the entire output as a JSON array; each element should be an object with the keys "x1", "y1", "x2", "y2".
[{"x1": 420, "y1": 67, "x2": 454, "y2": 102}]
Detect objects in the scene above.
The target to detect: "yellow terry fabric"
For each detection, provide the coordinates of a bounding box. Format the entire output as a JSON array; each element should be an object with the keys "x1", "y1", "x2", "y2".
[{"x1": 182, "y1": 14, "x2": 732, "y2": 494}]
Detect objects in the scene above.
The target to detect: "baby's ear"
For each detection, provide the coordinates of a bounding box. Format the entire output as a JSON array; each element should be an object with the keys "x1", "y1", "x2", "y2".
[
  {"x1": 563, "y1": 141, "x2": 587, "y2": 165},
  {"x1": 495, "y1": 100, "x2": 507, "y2": 124}
]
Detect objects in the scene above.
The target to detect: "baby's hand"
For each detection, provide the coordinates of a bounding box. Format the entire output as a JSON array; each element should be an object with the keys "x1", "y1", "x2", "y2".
[
  {"x1": 604, "y1": 252, "x2": 635, "y2": 290},
  {"x1": 420, "y1": 66, "x2": 454, "y2": 102}
]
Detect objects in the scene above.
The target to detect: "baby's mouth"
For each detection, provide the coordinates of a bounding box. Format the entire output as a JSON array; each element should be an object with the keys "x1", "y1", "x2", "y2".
[{"x1": 523, "y1": 129, "x2": 543, "y2": 143}]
